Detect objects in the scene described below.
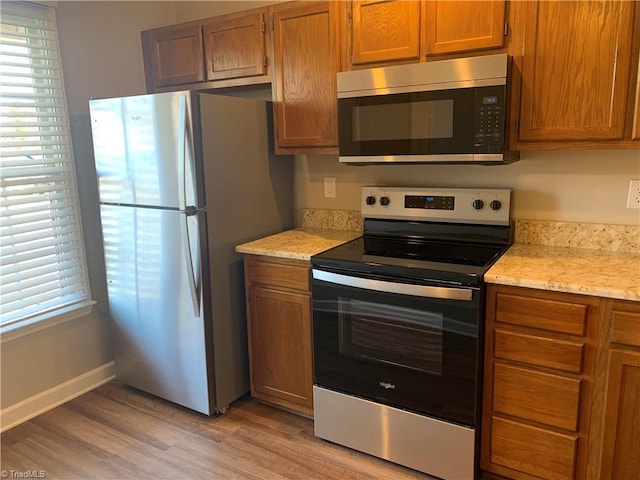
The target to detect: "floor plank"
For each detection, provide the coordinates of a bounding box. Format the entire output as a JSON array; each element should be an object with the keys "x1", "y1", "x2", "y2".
[{"x1": 1, "y1": 381, "x2": 435, "y2": 479}]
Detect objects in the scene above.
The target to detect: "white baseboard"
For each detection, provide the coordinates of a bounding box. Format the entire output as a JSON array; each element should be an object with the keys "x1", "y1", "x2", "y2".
[{"x1": 0, "y1": 361, "x2": 116, "y2": 432}]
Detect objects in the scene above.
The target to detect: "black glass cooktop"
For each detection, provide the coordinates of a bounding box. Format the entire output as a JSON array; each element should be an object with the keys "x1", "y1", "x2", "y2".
[{"x1": 311, "y1": 219, "x2": 512, "y2": 287}]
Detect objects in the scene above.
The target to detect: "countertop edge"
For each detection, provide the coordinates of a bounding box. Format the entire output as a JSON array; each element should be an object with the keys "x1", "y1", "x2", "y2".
[
  {"x1": 485, "y1": 244, "x2": 640, "y2": 302},
  {"x1": 484, "y1": 274, "x2": 640, "y2": 302},
  {"x1": 235, "y1": 228, "x2": 361, "y2": 262},
  {"x1": 235, "y1": 246, "x2": 314, "y2": 262}
]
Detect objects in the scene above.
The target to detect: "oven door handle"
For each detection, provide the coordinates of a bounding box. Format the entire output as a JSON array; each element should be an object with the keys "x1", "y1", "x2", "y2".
[{"x1": 312, "y1": 269, "x2": 474, "y2": 301}]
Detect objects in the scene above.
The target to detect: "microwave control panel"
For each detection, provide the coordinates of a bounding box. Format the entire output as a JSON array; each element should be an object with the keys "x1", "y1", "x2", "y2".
[{"x1": 474, "y1": 85, "x2": 506, "y2": 152}]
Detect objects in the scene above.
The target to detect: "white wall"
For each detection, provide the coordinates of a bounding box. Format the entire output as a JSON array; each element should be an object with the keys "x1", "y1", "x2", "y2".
[
  {"x1": 1, "y1": 0, "x2": 287, "y2": 418},
  {"x1": 1, "y1": 1, "x2": 178, "y2": 413},
  {"x1": 173, "y1": 0, "x2": 282, "y2": 23},
  {"x1": 295, "y1": 149, "x2": 640, "y2": 226}
]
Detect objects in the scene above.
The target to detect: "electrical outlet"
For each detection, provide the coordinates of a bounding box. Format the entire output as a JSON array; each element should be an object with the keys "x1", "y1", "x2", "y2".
[
  {"x1": 324, "y1": 177, "x2": 336, "y2": 199},
  {"x1": 627, "y1": 180, "x2": 640, "y2": 209}
]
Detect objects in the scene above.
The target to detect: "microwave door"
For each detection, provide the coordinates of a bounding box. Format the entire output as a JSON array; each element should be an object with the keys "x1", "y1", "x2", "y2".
[{"x1": 338, "y1": 86, "x2": 518, "y2": 165}]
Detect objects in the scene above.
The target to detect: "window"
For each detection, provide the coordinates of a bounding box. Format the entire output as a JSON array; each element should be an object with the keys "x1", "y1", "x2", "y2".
[{"x1": 1, "y1": 2, "x2": 92, "y2": 330}]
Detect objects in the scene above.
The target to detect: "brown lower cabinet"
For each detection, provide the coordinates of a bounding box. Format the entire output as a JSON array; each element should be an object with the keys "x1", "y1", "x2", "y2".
[
  {"x1": 244, "y1": 255, "x2": 313, "y2": 416},
  {"x1": 591, "y1": 299, "x2": 640, "y2": 479},
  {"x1": 482, "y1": 285, "x2": 640, "y2": 480}
]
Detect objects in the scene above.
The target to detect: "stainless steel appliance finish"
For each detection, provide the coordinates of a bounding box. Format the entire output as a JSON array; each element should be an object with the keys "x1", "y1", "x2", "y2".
[
  {"x1": 312, "y1": 269, "x2": 474, "y2": 301},
  {"x1": 313, "y1": 386, "x2": 476, "y2": 480},
  {"x1": 90, "y1": 91, "x2": 292, "y2": 415},
  {"x1": 311, "y1": 187, "x2": 512, "y2": 479},
  {"x1": 362, "y1": 186, "x2": 511, "y2": 225},
  {"x1": 338, "y1": 53, "x2": 509, "y2": 98},
  {"x1": 337, "y1": 54, "x2": 518, "y2": 165}
]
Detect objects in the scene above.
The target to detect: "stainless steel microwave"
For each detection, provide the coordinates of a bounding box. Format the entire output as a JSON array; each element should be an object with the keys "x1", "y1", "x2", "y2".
[{"x1": 337, "y1": 54, "x2": 519, "y2": 165}]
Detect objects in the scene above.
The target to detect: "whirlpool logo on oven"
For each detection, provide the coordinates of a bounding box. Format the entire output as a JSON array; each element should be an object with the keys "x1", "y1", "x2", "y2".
[{"x1": 379, "y1": 381, "x2": 396, "y2": 390}]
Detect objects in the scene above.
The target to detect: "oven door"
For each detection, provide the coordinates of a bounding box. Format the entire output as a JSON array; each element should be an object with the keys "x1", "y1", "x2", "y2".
[{"x1": 311, "y1": 268, "x2": 483, "y2": 427}]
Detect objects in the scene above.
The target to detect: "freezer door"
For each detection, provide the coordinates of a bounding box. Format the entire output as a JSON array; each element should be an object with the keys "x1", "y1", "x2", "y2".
[
  {"x1": 90, "y1": 92, "x2": 198, "y2": 210},
  {"x1": 100, "y1": 204, "x2": 210, "y2": 414}
]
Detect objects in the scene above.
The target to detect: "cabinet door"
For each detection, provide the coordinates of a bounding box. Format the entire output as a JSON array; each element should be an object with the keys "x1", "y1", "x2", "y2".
[
  {"x1": 351, "y1": 0, "x2": 422, "y2": 65},
  {"x1": 599, "y1": 348, "x2": 640, "y2": 479},
  {"x1": 425, "y1": 0, "x2": 505, "y2": 55},
  {"x1": 633, "y1": 52, "x2": 640, "y2": 140},
  {"x1": 141, "y1": 25, "x2": 205, "y2": 90},
  {"x1": 248, "y1": 286, "x2": 313, "y2": 411},
  {"x1": 518, "y1": 0, "x2": 635, "y2": 142},
  {"x1": 203, "y1": 12, "x2": 267, "y2": 82},
  {"x1": 272, "y1": 2, "x2": 339, "y2": 152}
]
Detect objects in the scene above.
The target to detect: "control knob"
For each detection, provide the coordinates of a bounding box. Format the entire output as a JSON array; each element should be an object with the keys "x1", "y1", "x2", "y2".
[
  {"x1": 490, "y1": 200, "x2": 502, "y2": 211},
  {"x1": 366, "y1": 196, "x2": 376, "y2": 205},
  {"x1": 472, "y1": 199, "x2": 485, "y2": 210},
  {"x1": 380, "y1": 196, "x2": 390, "y2": 206}
]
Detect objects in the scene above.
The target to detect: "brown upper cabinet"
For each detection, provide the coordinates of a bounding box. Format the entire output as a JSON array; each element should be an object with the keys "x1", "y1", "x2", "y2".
[
  {"x1": 425, "y1": 0, "x2": 506, "y2": 55},
  {"x1": 203, "y1": 11, "x2": 267, "y2": 82},
  {"x1": 514, "y1": 0, "x2": 639, "y2": 147},
  {"x1": 632, "y1": 47, "x2": 640, "y2": 140},
  {"x1": 141, "y1": 7, "x2": 270, "y2": 92},
  {"x1": 141, "y1": 24, "x2": 205, "y2": 89},
  {"x1": 271, "y1": 1, "x2": 340, "y2": 154},
  {"x1": 140, "y1": 0, "x2": 640, "y2": 152},
  {"x1": 343, "y1": 0, "x2": 506, "y2": 69},
  {"x1": 350, "y1": 0, "x2": 423, "y2": 66}
]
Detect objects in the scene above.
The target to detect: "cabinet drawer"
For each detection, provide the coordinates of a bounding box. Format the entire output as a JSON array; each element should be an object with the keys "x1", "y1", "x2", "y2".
[
  {"x1": 247, "y1": 257, "x2": 309, "y2": 291},
  {"x1": 610, "y1": 303, "x2": 640, "y2": 347},
  {"x1": 493, "y1": 363, "x2": 581, "y2": 431},
  {"x1": 494, "y1": 328, "x2": 584, "y2": 374},
  {"x1": 496, "y1": 292, "x2": 588, "y2": 336},
  {"x1": 490, "y1": 416, "x2": 578, "y2": 480}
]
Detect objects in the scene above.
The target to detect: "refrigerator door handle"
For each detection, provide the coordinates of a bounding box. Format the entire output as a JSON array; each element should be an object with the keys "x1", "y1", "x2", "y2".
[
  {"x1": 176, "y1": 94, "x2": 200, "y2": 316},
  {"x1": 182, "y1": 209, "x2": 201, "y2": 317},
  {"x1": 181, "y1": 93, "x2": 199, "y2": 211}
]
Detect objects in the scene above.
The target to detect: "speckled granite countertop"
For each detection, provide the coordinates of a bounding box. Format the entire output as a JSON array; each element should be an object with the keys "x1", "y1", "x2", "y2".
[
  {"x1": 235, "y1": 228, "x2": 361, "y2": 261},
  {"x1": 486, "y1": 244, "x2": 640, "y2": 301}
]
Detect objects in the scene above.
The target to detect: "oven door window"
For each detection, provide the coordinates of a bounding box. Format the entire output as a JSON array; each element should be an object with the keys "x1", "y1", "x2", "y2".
[
  {"x1": 338, "y1": 298, "x2": 443, "y2": 375},
  {"x1": 312, "y1": 275, "x2": 481, "y2": 426},
  {"x1": 338, "y1": 88, "x2": 475, "y2": 156}
]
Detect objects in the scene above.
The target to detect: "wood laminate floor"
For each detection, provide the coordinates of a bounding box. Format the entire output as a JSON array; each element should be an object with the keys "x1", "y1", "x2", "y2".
[{"x1": 1, "y1": 381, "x2": 435, "y2": 479}]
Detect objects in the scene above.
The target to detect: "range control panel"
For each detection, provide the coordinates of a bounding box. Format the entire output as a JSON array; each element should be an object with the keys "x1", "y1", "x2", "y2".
[{"x1": 362, "y1": 186, "x2": 511, "y2": 226}]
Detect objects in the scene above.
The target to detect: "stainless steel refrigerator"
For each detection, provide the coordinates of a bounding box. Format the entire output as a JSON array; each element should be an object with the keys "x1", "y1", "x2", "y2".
[{"x1": 89, "y1": 91, "x2": 293, "y2": 414}]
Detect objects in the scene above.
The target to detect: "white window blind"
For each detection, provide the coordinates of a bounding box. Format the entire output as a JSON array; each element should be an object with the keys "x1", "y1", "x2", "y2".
[{"x1": 0, "y1": 2, "x2": 91, "y2": 328}]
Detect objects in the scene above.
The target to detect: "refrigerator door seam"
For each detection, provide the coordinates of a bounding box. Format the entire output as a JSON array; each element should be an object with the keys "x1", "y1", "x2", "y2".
[{"x1": 177, "y1": 94, "x2": 187, "y2": 212}]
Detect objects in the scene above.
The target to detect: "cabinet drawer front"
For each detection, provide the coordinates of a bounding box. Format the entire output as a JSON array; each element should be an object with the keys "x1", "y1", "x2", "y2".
[
  {"x1": 494, "y1": 328, "x2": 584, "y2": 374},
  {"x1": 491, "y1": 416, "x2": 578, "y2": 480},
  {"x1": 247, "y1": 257, "x2": 309, "y2": 291},
  {"x1": 493, "y1": 363, "x2": 581, "y2": 431},
  {"x1": 611, "y1": 307, "x2": 640, "y2": 347},
  {"x1": 496, "y1": 292, "x2": 587, "y2": 336}
]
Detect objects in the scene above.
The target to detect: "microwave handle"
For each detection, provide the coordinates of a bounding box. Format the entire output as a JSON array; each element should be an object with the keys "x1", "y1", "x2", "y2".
[{"x1": 312, "y1": 269, "x2": 473, "y2": 302}]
